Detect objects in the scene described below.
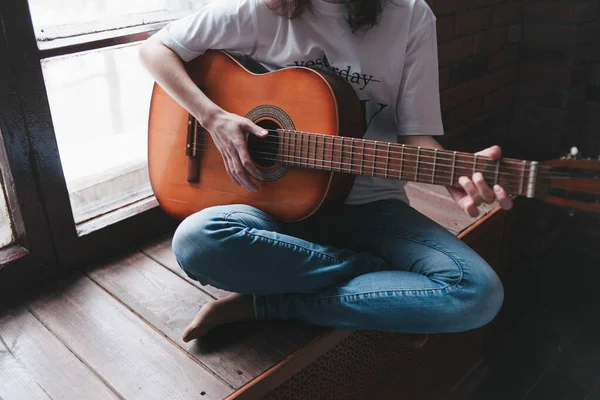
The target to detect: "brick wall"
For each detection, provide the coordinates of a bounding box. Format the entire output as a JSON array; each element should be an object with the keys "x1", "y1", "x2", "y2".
[
  {"x1": 514, "y1": 0, "x2": 599, "y2": 158},
  {"x1": 427, "y1": 0, "x2": 523, "y2": 153},
  {"x1": 426, "y1": 0, "x2": 600, "y2": 313},
  {"x1": 428, "y1": 0, "x2": 599, "y2": 160}
]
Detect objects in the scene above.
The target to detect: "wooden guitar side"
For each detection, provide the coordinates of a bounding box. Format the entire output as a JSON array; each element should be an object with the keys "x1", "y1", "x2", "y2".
[{"x1": 148, "y1": 50, "x2": 364, "y2": 222}]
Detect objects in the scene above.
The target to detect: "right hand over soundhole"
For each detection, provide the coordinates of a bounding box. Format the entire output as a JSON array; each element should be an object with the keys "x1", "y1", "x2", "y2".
[{"x1": 204, "y1": 110, "x2": 268, "y2": 192}]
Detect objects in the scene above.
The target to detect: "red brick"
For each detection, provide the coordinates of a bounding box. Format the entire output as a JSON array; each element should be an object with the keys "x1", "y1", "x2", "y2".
[
  {"x1": 575, "y1": 1, "x2": 599, "y2": 24},
  {"x1": 578, "y1": 22, "x2": 599, "y2": 44},
  {"x1": 439, "y1": 66, "x2": 450, "y2": 89},
  {"x1": 473, "y1": 27, "x2": 508, "y2": 53},
  {"x1": 524, "y1": 24, "x2": 577, "y2": 46},
  {"x1": 442, "y1": 97, "x2": 485, "y2": 131},
  {"x1": 577, "y1": 42, "x2": 596, "y2": 64},
  {"x1": 437, "y1": 15, "x2": 455, "y2": 41},
  {"x1": 477, "y1": 0, "x2": 505, "y2": 6},
  {"x1": 485, "y1": 85, "x2": 515, "y2": 110},
  {"x1": 493, "y1": 3, "x2": 523, "y2": 26},
  {"x1": 441, "y1": 66, "x2": 517, "y2": 109},
  {"x1": 520, "y1": 66, "x2": 573, "y2": 88},
  {"x1": 588, "y1": 102, "x2": 600, "y2": 125},
  {"x1": 438, "y1": 36, "x2": 473, "y2": 65},
  {"x1": 488, "y1": 65, "x2": 518, "y2": 92},
  {"x1": 589, "y1": 63, "x2": 600, "y2": 84},
  {"x1": 488, "y1": 45, "x2": 519, "y2": 70},
  {"x1": 523, "y1": 2, "x2": 575, "y2": 23},
  {"x1": 455, "y1": 8, "x2": 493, "y2": 35},
  {"x1": 430, "y1": 0, "x2": 477, "y2": 15}
]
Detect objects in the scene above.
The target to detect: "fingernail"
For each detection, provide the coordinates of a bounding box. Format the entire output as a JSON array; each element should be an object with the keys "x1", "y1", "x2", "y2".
[
  {"x1": 493, "y1": 184, "x2": 501, "y2": 192},
  {"x1": 261, "y1": 130, "x2": 268, "y2": 136}
]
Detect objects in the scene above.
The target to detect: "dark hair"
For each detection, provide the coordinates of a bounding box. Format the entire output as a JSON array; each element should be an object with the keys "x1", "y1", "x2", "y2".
[{"x1": 266, "y1": 0, "x2": 385, "y2": 33}]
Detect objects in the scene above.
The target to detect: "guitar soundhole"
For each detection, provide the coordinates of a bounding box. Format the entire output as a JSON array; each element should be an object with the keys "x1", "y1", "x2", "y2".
[{"x1": 248, "y1": 119, "x2": 280, "y2": 168}]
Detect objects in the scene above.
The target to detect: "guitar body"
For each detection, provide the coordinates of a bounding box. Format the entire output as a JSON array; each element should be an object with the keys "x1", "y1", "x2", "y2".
[{"x1": 148, "y1": 50, "x2": 364, "y2": 222}]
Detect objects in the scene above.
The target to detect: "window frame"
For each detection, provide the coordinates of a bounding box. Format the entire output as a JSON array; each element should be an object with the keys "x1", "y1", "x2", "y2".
[{"x1": 0, "y1": 0, "x2": 177, "y2": 277}]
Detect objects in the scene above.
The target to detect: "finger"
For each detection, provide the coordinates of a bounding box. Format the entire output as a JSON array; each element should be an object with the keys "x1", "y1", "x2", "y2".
[
  {"x1": 460, "y1": 197, "x2": 479, "y2": 218},
  {"x1": 222, "y1": 153, "x2": 242, "y2": 187},
  {"x1": 459, "y1": 176, "x2": 483, "y2": 205},
  {"x1": 472, "y1": 172, "x2": 495, "y2": 203},
  {"x1": 242, "y1": 119, "x2": 268, "y2": 138},
  {"x1": 446, "y1": 186, "x2": 466, "y2": 204},
  {"x1": 237, "y1": 144, "x2": 264, "y2": 180},
  {"x1": 493, "y1": 185, "x2": 513, "y2": 210},
  {"x1": 475, "y1": 145, "x2": 502, "y2": 160},
  {"x1": 230, "y1": 154, "x2": 258, "y2": 192}
]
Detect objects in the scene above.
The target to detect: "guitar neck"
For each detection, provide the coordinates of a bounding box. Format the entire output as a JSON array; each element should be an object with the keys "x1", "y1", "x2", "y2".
[{"x1": 275, "y1": 131, "x2": 539, "y2": 198}]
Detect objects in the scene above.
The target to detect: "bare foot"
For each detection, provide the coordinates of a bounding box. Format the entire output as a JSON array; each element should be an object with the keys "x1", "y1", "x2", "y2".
[{"x1": 182, "y1": 293, "x2": 255, "y2": 342}]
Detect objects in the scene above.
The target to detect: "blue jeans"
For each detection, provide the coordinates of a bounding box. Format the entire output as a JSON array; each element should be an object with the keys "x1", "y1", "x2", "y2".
[{"x1": 171, "y1": 200, "x2": 504, "y2": 333}]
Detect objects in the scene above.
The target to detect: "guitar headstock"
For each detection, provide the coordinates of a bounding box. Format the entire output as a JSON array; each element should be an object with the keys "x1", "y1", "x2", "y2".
[{"x1": 539, "y1": 147, "x2": 600, "y2": 214}]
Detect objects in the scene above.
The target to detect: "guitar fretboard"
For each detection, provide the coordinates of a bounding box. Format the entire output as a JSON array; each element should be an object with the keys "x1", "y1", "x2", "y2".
[{"x1": 274, "y1": 130, "x2": 538, "y2": 197}]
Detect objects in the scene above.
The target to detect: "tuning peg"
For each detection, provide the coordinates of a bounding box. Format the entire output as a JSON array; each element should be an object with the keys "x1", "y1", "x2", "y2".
[{"x1": 565, "y1": 146, "x2": 580, "y2": 159}]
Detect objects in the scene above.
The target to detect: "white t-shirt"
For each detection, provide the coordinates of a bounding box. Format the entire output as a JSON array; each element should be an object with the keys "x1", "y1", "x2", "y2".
[{"x1": 158, "y1": 0, "x2": 444, "y2": 205}]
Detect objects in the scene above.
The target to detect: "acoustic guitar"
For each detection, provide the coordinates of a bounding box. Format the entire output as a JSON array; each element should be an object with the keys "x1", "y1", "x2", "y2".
[{"x1": 148, "y1": 50, "x2": 600, "y2": 221}]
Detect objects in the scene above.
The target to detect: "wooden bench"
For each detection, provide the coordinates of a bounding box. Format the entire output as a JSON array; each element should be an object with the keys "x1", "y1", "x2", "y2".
[{"x1": 0, "y1": 182, "x2": 508, "y2": 400}]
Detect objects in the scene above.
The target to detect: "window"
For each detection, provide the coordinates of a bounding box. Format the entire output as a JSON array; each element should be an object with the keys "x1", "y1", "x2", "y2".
[
  {"x1": 0, "y1": 180, "x2": 13, "y2": 248},
  {"x1": 0, "y1": 0, "x2": 197, "y2": 271},
  {"x1": 28, "y1": 0, "x2": 204, "y2": 226}
]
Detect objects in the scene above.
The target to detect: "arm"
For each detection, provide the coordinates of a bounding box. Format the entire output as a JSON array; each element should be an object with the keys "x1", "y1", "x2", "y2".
[
  {"x1": 398, "y1": 135, "x2": 513, "y2": 217},
  {"x1": 138, "y1": 2, "x2": 267, "y2": 192}
]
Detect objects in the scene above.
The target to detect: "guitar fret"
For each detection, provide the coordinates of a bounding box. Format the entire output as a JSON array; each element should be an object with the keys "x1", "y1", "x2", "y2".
[
  {"x1": 279, "y1": 131, "x2": 284, "y2": 163},
  {"x1": 330, "y1": 136, "x2": 336, "y2": 171},
  {"x1": 519, "y1": 160, "x2": 526, "y2": 195},
  {"x1": 494, "y1": 159, "x2": 500, "y2": 185},
  {"x1": 285, "y1": 131, "x2": 290, "y2": 165},
  {"x1": 399, "y1": 144, "x2": 405, "y2": 180},
  {"x1": 416, "y1": 146, "x2": 421, "y2": 182},
  {"x1": 432, "y1": 149, "x2": 437, "y2": 184},
  {"x1": 451, "y1": 151, "x2": 457, "y2": 185},
  {"x1": 385, "y1": 143, "x2": 391, "y2": 178},
  {"x1": 309, "y1": 134, "x2": 314, "y2": 168},
  {"x1": 372, "y1": 141, "x2": 377, "y2": 177},
  {"x1": 527, "y1": 161, "x2": 539, "y2": 198},
  {"x1": 350, "y1": 138, "x2": 355, "y2": 174},
  {"x1": 473, "y1": 154, "x2": 478, "y2": 176},
  {"x1": 320, "y1": 135, "x2": 325, "y2": 170},
  {"x1": 360, "y1": 140, "x2": 365, "y2": 175}
]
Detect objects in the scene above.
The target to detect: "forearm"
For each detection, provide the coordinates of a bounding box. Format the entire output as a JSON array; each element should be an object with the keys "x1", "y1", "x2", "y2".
[{"x1": 139, "y1": 34, "x2": 222, "y2": 126}]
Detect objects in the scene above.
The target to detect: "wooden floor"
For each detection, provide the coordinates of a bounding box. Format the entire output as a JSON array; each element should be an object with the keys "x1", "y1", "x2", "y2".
[
  {"x1": 0, "y1": 183, "x2": 501, "y2": 400},
  {"x1": 0, "y1": 232, "x2": 337, "y2": 399}
]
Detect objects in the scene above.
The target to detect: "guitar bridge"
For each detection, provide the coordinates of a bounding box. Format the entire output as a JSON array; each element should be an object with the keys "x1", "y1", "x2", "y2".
[{"x1": 186, "y1": 114, "x2": 201, "y2": 183}]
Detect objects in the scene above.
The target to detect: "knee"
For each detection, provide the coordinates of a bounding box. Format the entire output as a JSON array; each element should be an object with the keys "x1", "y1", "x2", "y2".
[
  {"x1": 171, "y1": 205, "x2": 233, "y2": 282},
  {"x1": 458, "y1": 265, "x2": 504, "y2": 331}
]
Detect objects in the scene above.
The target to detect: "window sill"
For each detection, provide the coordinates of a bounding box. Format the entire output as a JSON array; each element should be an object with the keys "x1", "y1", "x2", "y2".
[
  {"x1": 76, "y1": 195, "x2": 159, "y2": 237},
  {"x1": 0, "y1": 243, "x2": 29, "y2": 268}
]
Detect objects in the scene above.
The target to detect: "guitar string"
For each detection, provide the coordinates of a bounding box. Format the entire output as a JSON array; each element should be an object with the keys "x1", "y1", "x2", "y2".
[
  {"x1": 194, "y1": 144, "x2": 579, "y2": 177},
  {"x1": 193, "y1": 125, "x2": 589, "y2": 172},
  {"x1": 189, "y1": 142, "x2": 582, "y2": 180},
  {"x1": 261, "y1": 128, "x2": 599, "y2": 173},
  {"x1": 190, "y1": 142, "x2": 531, "y2": 180},
  {"x1": 189, "y1": 132, "x2": 585, "y2": 177},
  {"x1": 192, "y1": 128, "x2": 538, "y2": 170},
  {"x1": 187, "y1": 147, "x2": 559, "y2": 189}
]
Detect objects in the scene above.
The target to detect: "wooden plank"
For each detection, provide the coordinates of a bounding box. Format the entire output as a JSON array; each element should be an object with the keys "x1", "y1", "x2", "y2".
[
  {"x1": 88, "y1": 251, "x2": 324, "y2": 389},
  {"x1": 28, "y1": 274, "x2": 232, "y2": 400},
  {"x1": 141, "y1": 233, "x2": 231, "y2": 299},
  {"x1": 0, "y1": 337, "x2": 53, "y2": 400},
  {"x1": 0, "y1": 306, "x2": 120, "y2": 400}
]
